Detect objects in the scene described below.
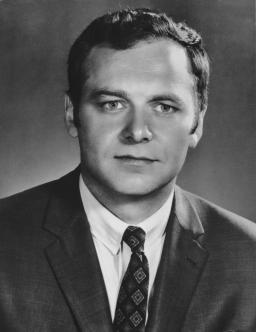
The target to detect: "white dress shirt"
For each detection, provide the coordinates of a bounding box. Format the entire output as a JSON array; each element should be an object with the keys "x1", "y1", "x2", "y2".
[{"x1": 79, "y1": 175, "x2": 174, "y2": 320}]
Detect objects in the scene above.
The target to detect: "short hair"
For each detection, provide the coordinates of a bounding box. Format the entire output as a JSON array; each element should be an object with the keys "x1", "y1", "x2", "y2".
[{"x1": 67, "y1": 8, "x2": 210, "y2": 123}]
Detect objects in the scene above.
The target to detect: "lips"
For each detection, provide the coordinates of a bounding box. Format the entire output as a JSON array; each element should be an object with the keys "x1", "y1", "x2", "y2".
[{"x1": 115, "y1": 155, "x2": 157, "y2": 165}]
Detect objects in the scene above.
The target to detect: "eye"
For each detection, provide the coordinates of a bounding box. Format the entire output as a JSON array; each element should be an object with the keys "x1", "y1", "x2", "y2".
[
  {"x1": 100, "y1": 100, "x2": 126, "y2": 112},
  {"x1": 154, "y1": 103, "x2": 178, "y2": 114}
]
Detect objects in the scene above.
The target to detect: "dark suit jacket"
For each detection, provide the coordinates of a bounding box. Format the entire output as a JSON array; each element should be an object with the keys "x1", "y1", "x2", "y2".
[{"x1": 1, "y1": 168, "x2": 256, "y2": 332}]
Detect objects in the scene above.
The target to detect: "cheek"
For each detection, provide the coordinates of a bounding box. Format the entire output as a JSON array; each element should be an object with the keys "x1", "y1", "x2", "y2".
[
  {"x1": 78, "y1": 128, "x2": 102, "y2": 156},
  {"x1": 78, "y1": 120, "x2": 115, "y2": 159},
  {"x1": 161, "y1": 126, "x2": 191, "y2": 162}
]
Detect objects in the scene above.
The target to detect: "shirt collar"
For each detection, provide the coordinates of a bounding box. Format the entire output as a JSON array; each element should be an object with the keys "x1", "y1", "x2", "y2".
[{"x1": 79, "y1": 175, "x2": 174, "y2": 255}]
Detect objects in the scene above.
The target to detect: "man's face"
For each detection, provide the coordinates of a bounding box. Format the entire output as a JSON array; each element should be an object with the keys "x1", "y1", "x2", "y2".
[{"x1": 66, "y1": 39, "x2": 205, "y2": 197}]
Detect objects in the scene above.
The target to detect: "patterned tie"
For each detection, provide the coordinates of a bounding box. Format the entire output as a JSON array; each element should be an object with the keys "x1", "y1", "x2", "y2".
[{"x1": 113, "y1": 226, "x2": 149, "y2": 332}]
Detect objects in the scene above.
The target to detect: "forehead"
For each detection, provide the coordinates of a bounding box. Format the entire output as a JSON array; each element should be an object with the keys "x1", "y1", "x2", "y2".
[{"x1": 83, "y1": 39, "x2": 195, "y2": 93}]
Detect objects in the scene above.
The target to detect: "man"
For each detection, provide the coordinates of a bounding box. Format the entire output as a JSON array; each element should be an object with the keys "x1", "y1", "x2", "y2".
[{"x1": 0, "y1": 7, "x2": 256, "y2": 332}]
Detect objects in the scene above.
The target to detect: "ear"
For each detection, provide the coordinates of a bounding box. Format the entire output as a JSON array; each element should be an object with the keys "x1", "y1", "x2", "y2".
[
  {"x1": 64, "y1": 94, "x2": 78, "y2": 138},
  {"x1": 189, "y1": 106, "x2": 207, "y2": 148}
]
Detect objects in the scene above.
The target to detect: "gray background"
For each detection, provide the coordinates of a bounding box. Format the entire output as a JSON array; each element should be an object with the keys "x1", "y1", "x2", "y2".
[{"x1": 0, "y1": 0, "x2": 255, "y2": 220}]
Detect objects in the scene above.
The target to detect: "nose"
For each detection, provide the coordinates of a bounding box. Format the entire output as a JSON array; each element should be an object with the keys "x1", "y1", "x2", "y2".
[{"x1": 121, "y1": 108, "x2": 153, "y2": 144}]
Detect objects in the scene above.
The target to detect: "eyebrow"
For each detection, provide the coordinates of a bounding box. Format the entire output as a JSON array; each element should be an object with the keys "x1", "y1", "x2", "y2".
[
  {"x1": 87, "y1": 88, "x2": 183, "y2": 105},
  {"x1": 88, "y1": 89, "x2": 129, "y2": 100},
  {"x1": 150, "y1": 94, "x2": 183, "y2": 104}
]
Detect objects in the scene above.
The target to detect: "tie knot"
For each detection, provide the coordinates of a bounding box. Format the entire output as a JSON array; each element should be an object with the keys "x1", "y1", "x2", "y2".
[{"x1": 122, "y1": 226, "x2": 146, "y2": 253}]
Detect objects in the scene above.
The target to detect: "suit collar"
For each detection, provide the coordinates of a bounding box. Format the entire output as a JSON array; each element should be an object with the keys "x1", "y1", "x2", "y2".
[
  {"x1": 43, "y1": 170, "x2": 208, "y2": 332},
  {"x1": 43, "y1": 167, "x2": 113, "y2": 332},
  {"x1": 146, "y1": 186, "x2": 209, "y2": 332},
  {"x1": 79, "y1": 173, "x2": 174, "y2": 256},
  {"x1": 174, "y1": 185, "x2": 205, "y2": 238}
]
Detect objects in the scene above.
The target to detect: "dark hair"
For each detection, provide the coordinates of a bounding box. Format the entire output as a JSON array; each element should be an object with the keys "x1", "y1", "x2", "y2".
[{"x1": 67, "y1": 8, "x2": 210, "y2": 122}]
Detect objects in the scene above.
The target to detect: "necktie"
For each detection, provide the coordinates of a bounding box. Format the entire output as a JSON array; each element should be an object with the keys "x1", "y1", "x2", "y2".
[{"x1": 113, "y1": 226, "x2": 149, "y2": 331}]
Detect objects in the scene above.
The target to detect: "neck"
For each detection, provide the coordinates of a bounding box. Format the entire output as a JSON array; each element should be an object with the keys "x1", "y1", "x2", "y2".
[{"x1": 81, "y1": 172, "x2": 175, "y2": 225}]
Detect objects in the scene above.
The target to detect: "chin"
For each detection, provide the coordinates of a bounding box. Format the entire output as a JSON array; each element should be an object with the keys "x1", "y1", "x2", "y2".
[{"x1": 111, "y1": 178, "x2": 169, "y2": 197}]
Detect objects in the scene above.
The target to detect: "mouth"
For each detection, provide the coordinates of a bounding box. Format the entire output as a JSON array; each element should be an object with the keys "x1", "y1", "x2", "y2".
[{"x1": 115, "y1": 155, "x2": 157, "y2": 165}]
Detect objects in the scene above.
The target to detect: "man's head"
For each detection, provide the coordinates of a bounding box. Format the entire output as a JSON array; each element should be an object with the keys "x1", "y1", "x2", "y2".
[
  {"x1": 67, "y1": 8, "x2": 210, "y2": 126},
  {"x1": 65, "y1": 8, "x2": 210, "y2": 202}
]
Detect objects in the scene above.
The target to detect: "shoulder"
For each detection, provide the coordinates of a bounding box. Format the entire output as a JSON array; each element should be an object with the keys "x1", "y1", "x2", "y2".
[
  {"x1": 176, "y1": 187, "x2": 256, "y2": 290},
  {"x1": 177, "y1": 186, "x2": 256, "y2": 246},
  {"x1": 0, "y1": 180, "x2": 54, "y2": 221},
  {"x1": 0, "y1": 167, "x2": 79, "y2": 236},
  {"x1": 0, "y1": 181, "x2": 56, "y2": 248}
]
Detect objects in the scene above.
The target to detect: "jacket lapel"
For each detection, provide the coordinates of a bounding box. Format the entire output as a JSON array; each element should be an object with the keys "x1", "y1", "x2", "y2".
[
  {"x1": 43, "y1": 169, "x2": 113, "y2": 332},
  {"x1": 42, "y1": 169, "x2": 208, "y2": 332},
  {"x1": 146, "y1": 186, "x2": 209, "y2": 332}
]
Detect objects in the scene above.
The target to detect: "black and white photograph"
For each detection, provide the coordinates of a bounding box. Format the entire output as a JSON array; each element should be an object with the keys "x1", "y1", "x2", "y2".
[{"x1": 0, "y1": 1, "x2": 255, "y2": 331}]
